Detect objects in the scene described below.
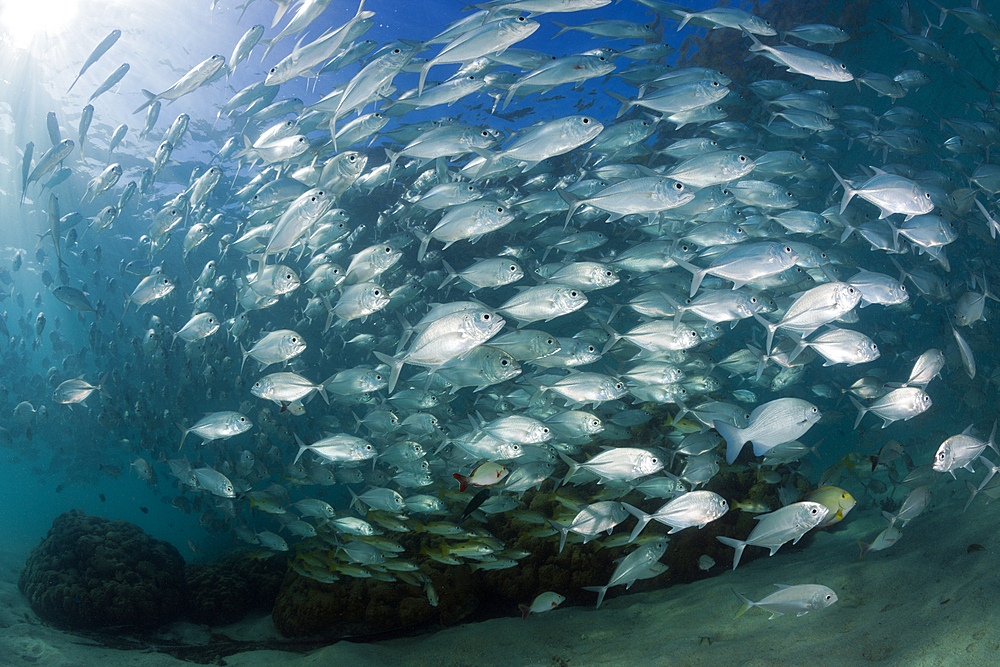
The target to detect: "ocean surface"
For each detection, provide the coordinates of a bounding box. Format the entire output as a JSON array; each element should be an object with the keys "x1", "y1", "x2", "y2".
[{"x1": 2, "y1": 0, "x2": 1000, "y2": 665}]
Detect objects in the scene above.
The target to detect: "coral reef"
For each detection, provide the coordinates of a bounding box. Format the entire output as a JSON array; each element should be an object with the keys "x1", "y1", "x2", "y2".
[
  {"x1": 185, "y1": 551, "x2": 287, "y2": 625},
  {"x1": 18, "y1": 510, "x2": 186, "y2": 630}
]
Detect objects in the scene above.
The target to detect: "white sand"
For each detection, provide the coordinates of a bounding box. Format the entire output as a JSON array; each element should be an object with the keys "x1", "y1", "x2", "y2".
[{"x1": 3, "y1": 482, "x2": 998, "y2": 667}]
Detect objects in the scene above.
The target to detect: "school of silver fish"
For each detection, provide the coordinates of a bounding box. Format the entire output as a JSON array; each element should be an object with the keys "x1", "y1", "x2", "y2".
[{"x1": 8, "y1": 0, "x2": 1000, "y2": 618}]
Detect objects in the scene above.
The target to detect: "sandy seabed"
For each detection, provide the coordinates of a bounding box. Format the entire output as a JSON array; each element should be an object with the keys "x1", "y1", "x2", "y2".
[{"x1": 3, "y1": 481, "x2": 999, "y2": 667}]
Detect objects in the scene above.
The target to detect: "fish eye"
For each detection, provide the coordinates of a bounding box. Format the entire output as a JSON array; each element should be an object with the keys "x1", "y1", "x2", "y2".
[
  {"x1": 500, "y1": 358, "x2": 509, "y2": 366},
  {"x1": 269, "y1": 67, "x2": 277, "y2": 74},
  {"x1": 373, "y1": 289, "x2": 381, "y2": 296},
  {"x1": 546, "y1": 338, "x2": 555, "y2": 345},
  {"x1": 482, "y1": 313, "x2": 491, "y2": 320},
  {"x1": 509, "y1": 265, "x2": 518, "y2": 272},
  {"x1": 739, "y1": 155, "x2": 747, "y2": 162},
  {"x1": 496, "y1": 207, "x2": 504, "y2": 213},
  {"x1": 570, "y1": 291, "x2": 579, "y2": 297},
  {"x1": 517, "y1": 16, "x2": 525, "y2": 21},
  {"x1": 291, "y1": 337, "x2": 298, "y2": 342},
  {"x1": 750, "y1": 296, "x2": 758, "y2": 303},
  {"x1": 811, "y1": 407, "x2": 818, "y2": 413},
  {"x1": 784, "y1": 246, "x2": 792, "y2": 252},
  {"x1": 711, "y1": 81, "x2": 719, "y2": 87},
  {"x1": 384, "y1": 246, "x2": 392, "y2": 253},
  {"x1": 392, "y1": 48, "x2": 401, "y2": 53},
  {"x1": 925, "y1": 192, "x2": 931, "y2": 198},
  {"x1": 674, "y1": 182, "x2": 684, "y2": 190},
  {"x1": 840, "y1": 64, "x2": 847, "y2": 69},
  {"x1": 582, "y1": 117, "x2": 591, "y2": 124},
  {"x1": 825, "y1": 594, "x2": 833, "y2": 601}
]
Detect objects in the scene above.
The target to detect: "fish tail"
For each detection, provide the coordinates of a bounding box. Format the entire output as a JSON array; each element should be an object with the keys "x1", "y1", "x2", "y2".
[
  {"x1": 373, "y1": 350, "x2": 404, "y2": 394},
  {"x1": 557, "y1": 189, "x2": 582, "y2": 230},
  {"x1": 674, "y1": 257, "x2": 706, "y2": 298},
  {"x1": 347, "y1": 487, "x2": 362, "y2": 512},
  {"x1": 714, "y1": 419, "x2": 746, "y2": 465},
  {"x1": 453, "y1": 472, "x2": 472, "y2": 492},
  {"x1": 858, "y1": 541, "x2": 871, "y2": 559},
  {"x1": 547, "y1": 519, "x2": 570, "y2": 553},
  {"x1": 848, "y1": 395, "x2": 868, "y2": 429},
  {"x1": 716, "y1": 536, "x2": 747, "y2": 570},
  {"x1": 418, "y1": 61, "x2": 432, "y2": 97},
  {"x1": 582, "y1": 585, "x2": 609, "y2": 610},
  {"x1": 593, "y1": 318, "x2": 621, "y2": 355},
  {"x1": 623, "y1": 505, "x2": 652, "y2": 543},
  {"x1": 732, "y1": 589, "x2": 755, "y2": 619},
  {"x1": 963, "y1": 480, "x2": 980, "y2": 513},
  {"x1": 414, "y1": 228, "x2": 431, "y2": 264},
  {"x1": 605, "y1": 91, "x2": 633, "y2": 120},
  {"x1": 519, "y1": 603, "x2": 531, "y2": 620},
  {"x1": 829, "y1": 165, "x2": 856, "y2": 214},
  {"x1": 557, "y1": 451, "x2": 580, "y2": 488},
  {"x1": 175, "y1": 421, "x2": 189, "y2": 450},
  {"x1": 741, "y1": 26, "x2": 765, "y2": 51},
  {"x1": 439, "y1": 259, "x2": 457, "y2": 295},
  {"x1": 293, "y1": 434, "x2": 310, "y2": 465}
]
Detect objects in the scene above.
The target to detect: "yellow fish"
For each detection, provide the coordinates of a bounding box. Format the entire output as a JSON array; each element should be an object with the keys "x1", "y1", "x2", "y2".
[{"x1": 802, "y1": 486, "x2": 857, "y2": 528}]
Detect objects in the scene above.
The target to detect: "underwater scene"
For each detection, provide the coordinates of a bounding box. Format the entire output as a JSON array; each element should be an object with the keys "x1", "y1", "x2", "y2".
[{"x1": 2, "y1": 0, "x2": 1000, "y2": 665}]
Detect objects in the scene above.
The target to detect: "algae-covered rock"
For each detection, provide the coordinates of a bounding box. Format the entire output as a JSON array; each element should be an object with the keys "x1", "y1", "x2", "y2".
[
  {"x1": 18, "y1": 510, "x2": 186, "y2": 630},
  {"x1": 185, "y1": 551, "x2": 286, "y2": 625}
]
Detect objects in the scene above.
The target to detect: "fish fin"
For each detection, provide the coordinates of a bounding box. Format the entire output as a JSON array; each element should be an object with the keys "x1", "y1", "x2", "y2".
[
  {"x1": 829, "y1": 165, "x2": 856, "y2": 214},
  {"x1": 848, "y1": 395, "x2": 868, "y2": 429},
  {"x1": 732, "y1": 589, "x2": 754, "y2": 619},
  {"x1": 373, "y1": 350, "x2": 404, "y2": 394},
  {"x1": 519, "y1": 603, "x2": 531, "y2": 620},
  {"x1": 716, "y1": 536, "x2": 746, "y2": 570},
  {"x1": 132, "y1": 89, "x2": 157, "y2": 115},
  {"x1": 547, "y1": 519, "x2": 570, "y2": 553},
  {"x1": 674, "y1": 257, "x2": 707, "y2": 298},
  {"x1": 453, "y1": 472, "x2": 471, "y2": 492},
  {"x1": 557, "y1": 451, "x2": 580, "y2": 488},
  {"x1": 605, "y1": 91, "x2": 633, "y2": 120},
  {"x1": 714, "y1": 419, "x2": 746, "y2": 465},
  {"x1": 581, "y1": 585, "x2": 609, "y2": 610}
]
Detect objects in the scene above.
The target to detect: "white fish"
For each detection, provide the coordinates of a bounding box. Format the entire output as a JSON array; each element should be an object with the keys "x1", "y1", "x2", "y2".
[
  {"x1": 716, "y1": 501, "x2": 829, "y2": 569},
  {"x1": 178, "y1": 411, "x2": 252, "y2": 449},
  {"x1": 933, "y1": 423, "x2": 997, "y2": 477},
  {"x1": 559, "y1": 447, "x2": 662, "y2": 486},
  {"x1": 715, "y1": 398, "x2": 821, "y2": 464},
  {"x1": 624, "y1": 490, "x2": 729, "y2": 541},
  {"x1": 519, "y1": 591, "x2": 565, "y2": 620},
  {"x1": 733, "y1": 584, "x2": 838, "y2": 619},
  {"x1": 582, "y1": 538, "x2": 669, "y2": 609},
  {"x1": 859, "y1": 525, "x2": 902, "y2": 558},
  {"x1": 831, "y1": 166, "x2": 934, "y2": 221},
  {"x1": 882, "y1": 485, "x2": 931, "y2": 528},
  {"x1": 547, "y1": 501, "x2": 629, "y2": 553},
  {"x1": 850, "y1": 387, "x2": 931, "y2": 429}
]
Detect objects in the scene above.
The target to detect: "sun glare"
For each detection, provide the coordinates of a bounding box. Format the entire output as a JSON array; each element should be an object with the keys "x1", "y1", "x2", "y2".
[{"x1": 1, "y1": 0, "x2": 79, "y2": 48}]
